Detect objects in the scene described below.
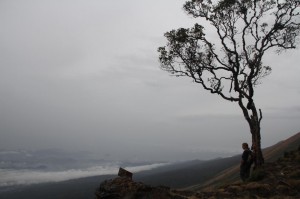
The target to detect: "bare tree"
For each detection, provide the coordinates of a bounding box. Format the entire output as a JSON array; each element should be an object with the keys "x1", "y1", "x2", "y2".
[{"x1": 158, "y1": 0, "x2": 300, "y2": 166}]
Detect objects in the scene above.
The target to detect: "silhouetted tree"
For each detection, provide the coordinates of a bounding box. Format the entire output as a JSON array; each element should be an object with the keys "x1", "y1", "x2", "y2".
[{"x1": 158, "y1": 0, "x2": 300, "y2": 166}]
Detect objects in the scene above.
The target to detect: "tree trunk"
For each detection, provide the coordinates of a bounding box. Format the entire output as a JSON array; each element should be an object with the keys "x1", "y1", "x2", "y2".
[
  {"x1": 239, "y1": 99, "x2": 265, "y2": 168},
  {"x1": 250, "y1": 119, "x2": 264, "y2": 168},
  {"x1": 248, "y1": 106, "x2": 264, "y2": 168}
]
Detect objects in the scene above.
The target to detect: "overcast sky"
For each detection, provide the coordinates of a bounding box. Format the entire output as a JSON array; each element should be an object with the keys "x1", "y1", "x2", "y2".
[{"x1": 1, "y1": 0, "x2": 299, "y2": 162}]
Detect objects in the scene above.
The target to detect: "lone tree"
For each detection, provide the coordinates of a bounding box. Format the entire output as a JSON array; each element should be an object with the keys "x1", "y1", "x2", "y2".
[{"x1": 158, "y1": 0, "x2": 300, "y2": 166}]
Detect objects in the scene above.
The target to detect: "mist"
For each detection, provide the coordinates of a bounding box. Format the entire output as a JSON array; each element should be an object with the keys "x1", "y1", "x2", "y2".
[
  {"x1": 1, "y1": 0, "x2": 299, "y2": 165},
  {"x1": 0, "y1": 163, "x2": 168, "y2": 187}
]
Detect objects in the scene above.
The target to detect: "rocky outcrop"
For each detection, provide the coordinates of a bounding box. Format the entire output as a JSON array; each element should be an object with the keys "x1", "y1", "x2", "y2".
[{"x1": 95, "y1": 177, "x2": 186, "y2": 199}]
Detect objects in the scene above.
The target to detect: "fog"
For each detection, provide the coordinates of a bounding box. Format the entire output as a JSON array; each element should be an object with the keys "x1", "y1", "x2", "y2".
[
  {"x1": 0, "y1": 163, "x2": 168, "y2": 186},
  {"x1": 1, "y1": 0, "x2": 300, "y2": 163}
]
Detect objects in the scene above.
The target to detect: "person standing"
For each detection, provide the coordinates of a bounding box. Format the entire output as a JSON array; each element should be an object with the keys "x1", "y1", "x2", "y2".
[{"x1": 240, "y1": 143, "x2": 253, "y2": 182}]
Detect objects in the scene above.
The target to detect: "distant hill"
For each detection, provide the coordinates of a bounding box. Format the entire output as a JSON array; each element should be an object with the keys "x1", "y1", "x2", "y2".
[
  {"x1": 0, "y1": 175, "x2": 115, "y2": 199},
  {"x1": 134, "y1": 156, "x2": 240, "y2": 188}
]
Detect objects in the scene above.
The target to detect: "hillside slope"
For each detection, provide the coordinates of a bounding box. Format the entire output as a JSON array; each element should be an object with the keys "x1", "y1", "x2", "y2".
[
  {"x1": 189, "y1": 132, "x2": 300, "y2": 190},
  {"x1": 135, "y1": 156, "x2": 240, "y2": 188},
  {"x1": 95, "y1": 145, "x2": 300, "y2": 198}
]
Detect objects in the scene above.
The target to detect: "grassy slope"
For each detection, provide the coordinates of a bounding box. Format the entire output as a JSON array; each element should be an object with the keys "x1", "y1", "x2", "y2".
[
  {"x1": 188, "y1": 131, "x2": 300, "y2": 191},
  {"x1": 175, "y1": 146, "x2": 300, "y2": 199}
]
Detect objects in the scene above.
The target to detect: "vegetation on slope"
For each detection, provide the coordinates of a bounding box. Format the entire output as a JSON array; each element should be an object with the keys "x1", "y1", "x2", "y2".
[{"x1": 191, "y1": 132, "x2": 300, "y2": 190}]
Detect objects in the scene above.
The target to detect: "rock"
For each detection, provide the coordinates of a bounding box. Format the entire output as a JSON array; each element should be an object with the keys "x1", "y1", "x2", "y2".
[
  {"x1": 118, "y1": 167, "x2": 133, "y2": 179},
  {"x1": 95, "y1": 177, "x2": 182, "y2": 199}
]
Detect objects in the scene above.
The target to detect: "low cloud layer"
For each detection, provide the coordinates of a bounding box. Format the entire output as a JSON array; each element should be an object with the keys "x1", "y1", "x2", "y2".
[{"x1": 0, "y1": 163, "x2": 167, "y2": 187}]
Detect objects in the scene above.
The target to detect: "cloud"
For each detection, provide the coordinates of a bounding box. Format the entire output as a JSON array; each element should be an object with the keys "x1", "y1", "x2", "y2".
[{"x1": 0, "y1": 163, "x2": 167, "y2": 187}]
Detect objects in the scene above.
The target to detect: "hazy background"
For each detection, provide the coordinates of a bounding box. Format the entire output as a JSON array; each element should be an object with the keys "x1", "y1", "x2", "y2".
[{"x1": 1, "y1": 0, "x2": 300, "y2": 163}]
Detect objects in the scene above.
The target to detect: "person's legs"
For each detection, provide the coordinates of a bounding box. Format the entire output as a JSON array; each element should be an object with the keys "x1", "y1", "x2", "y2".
[
  {"x1": 240, "y1": 166, "x2": 247, "y2": 182},
  {"x1": 245, "y1": 166, "x2": 251, "y2": 179}
]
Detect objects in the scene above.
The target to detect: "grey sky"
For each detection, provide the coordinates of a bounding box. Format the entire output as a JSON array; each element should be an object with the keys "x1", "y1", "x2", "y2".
[{"x1": 0, "y1": 0, "x2": 299, "y2": 162}]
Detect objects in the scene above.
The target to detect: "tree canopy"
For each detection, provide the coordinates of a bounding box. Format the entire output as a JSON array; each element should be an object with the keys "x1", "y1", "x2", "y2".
[{"x1": 158, "y1": 0, "x2": 300, "y2": 166}]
